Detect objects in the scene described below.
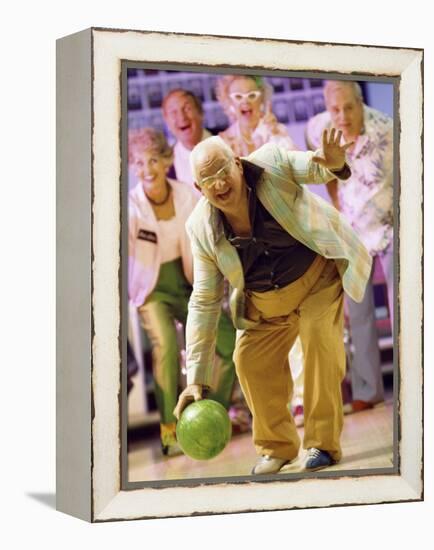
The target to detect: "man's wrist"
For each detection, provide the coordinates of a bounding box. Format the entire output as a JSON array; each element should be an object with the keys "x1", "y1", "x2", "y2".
[
  {"x1": 186, "y1": 382, "x2": 210, "y2": 391},
  {"x1": 329, "y1": 162, "x2": 351, "y2": 180}
]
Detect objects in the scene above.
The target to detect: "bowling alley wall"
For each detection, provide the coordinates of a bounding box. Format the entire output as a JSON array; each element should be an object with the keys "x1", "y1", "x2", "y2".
[{"x1": 127, "y1": 68, "x2": 393, "y2": 153}]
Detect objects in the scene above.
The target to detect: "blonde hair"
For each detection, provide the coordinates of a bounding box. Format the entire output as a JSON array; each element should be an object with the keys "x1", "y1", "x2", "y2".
[
  {"x1": 215, "y1": 74, "x2": 273, "y2": 122},
  {"x1": 128, "y1": 127, "x2": 173, "y2": 164}
]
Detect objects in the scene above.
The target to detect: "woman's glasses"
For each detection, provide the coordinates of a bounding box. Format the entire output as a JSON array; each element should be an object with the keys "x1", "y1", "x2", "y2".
[{"x1": 229, "y1": 90, "x2": 262, "y2": 104}]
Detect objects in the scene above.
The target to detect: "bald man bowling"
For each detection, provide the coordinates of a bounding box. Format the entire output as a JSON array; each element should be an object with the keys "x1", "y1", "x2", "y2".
[{"x1": 174, "y1": 131, "x2": 371, "y2": 473}]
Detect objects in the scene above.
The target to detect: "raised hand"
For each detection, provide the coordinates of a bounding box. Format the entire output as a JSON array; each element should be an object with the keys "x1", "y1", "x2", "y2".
[{"x1": 312, "y1": 128, "x2": 354, "y2": 171}]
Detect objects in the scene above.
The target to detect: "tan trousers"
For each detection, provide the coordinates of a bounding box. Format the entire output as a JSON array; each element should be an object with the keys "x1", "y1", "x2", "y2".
[{"x1": 234, "y1": 255, "x2": 345, "y2": 462}]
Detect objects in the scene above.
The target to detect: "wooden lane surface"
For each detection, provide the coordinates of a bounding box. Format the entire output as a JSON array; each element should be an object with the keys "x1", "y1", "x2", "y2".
[{"x1": 128, "y1": 401, "x2": 394, "y2": 482}]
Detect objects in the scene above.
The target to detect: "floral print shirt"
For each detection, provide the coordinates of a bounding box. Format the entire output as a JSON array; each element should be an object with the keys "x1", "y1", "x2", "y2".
[{"x1": 306, "y1": 105, "x2": 393, "y2": 255}]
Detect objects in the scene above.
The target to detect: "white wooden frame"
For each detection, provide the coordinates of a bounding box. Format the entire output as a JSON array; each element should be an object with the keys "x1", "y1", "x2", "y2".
[{"x1": 56, "y1": 27, "x2": 423, "y2": 522}]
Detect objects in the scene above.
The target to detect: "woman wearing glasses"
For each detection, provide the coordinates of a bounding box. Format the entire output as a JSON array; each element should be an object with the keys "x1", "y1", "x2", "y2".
[
  {"x1": 215, "y1": 75, "x2": 305, "y2": 428},
  {"x1": 128, "y1": 128, "x2": 236, "y2": 456},
  {"x1": 216, "y1": 74, "x2": 297, "y2": 156}
]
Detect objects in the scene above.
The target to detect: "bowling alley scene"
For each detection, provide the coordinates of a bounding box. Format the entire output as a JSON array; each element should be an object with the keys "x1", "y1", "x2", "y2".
[{"x1": 127, "y1": 68, "x2": 395, "y2": 482}]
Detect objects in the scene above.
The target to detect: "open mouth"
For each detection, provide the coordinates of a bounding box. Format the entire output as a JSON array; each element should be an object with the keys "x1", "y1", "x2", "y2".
[
  {"x1": 240, "y1": 107, "x2": 253, "y2": 117},
  {"x1": 179, "y1": 123, "x2": 192, "y2": 132},
  {"x1": 216, "y1": 189, "x2": 232, "y2": 201}
]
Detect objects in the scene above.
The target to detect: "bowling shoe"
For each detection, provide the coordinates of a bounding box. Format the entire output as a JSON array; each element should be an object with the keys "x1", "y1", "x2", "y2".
[
  {"x1": 343, "y1": 400, "x2": 375, "y2": 414},
  {"x1": 162, "y1": 443, "x2": 183, "y2": 457},
  {"x1": 251, "y1": 455, "x2": 289, "y2": 475},
  {"x1": 160, "y1": 422, "x2": 183, "y2": 457},
  {"x1": 304, "y1": 448, "x2": 337, "y2": 471}
]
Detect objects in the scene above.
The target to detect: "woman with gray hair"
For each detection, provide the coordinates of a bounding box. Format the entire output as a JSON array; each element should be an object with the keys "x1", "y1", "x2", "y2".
[
  {"x1": 216, "y1": 74, "x2": 297, "y2": 156},
  {"x1": 128, "y1": 128, "x2": 236, "y2": 456}
]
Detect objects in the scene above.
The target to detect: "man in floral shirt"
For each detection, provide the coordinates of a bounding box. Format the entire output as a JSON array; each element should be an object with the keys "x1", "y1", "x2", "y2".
[{"x1": 306, "y1": 80, "x2": 393, "y2": 413}]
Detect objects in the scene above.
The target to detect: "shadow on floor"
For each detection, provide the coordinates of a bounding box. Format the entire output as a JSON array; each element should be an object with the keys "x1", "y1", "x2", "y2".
[{"x1": 26, "y1": 492, "x2": 56, "y2": 510}]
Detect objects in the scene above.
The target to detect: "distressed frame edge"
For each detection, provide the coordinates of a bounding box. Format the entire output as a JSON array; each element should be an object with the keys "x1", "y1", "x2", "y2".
[
  {"x1": 94, "y1": 479, "x2": 421, "y2": 523},
  {"x1": 397, "y1": 50, "x2": 424, "y2": 499}
]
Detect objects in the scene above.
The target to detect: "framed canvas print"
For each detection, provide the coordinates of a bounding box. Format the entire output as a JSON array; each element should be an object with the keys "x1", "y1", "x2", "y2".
[{"x1": 56, "y1": 27, "x2": 423, "y2": 522}]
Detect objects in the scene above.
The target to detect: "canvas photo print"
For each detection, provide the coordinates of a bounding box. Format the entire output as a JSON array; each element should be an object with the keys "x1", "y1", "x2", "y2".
[{"x1": 123, "y1": 65, "x2": 396, "y2": 487}]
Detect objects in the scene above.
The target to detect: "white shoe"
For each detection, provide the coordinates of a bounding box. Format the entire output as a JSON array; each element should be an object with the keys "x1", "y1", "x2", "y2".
[{"x1": 251, "y1": 455, "x2": 289, "y2": 475}]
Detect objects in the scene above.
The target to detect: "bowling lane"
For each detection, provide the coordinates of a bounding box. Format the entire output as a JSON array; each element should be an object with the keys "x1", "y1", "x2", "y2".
[{"x1": 128, "y1": 400, "x2": 394, "y2": 482}]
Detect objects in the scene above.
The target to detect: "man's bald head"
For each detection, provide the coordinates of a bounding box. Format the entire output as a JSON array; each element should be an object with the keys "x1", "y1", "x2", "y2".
[
  {"x1": 190, "y1": 136, "x2": 246, "y2": 215},
  {"x1": 190, "y1": 136, "x2": 235, "y2": 184}
]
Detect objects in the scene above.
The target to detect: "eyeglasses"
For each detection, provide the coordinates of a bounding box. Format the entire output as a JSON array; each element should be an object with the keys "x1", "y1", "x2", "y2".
[
  {"x1": 229, "y1": 90, "x2": 262, "y2": 104},
  {"x1": 197, "y1": 159, "x2": 233, "y2": 189}
]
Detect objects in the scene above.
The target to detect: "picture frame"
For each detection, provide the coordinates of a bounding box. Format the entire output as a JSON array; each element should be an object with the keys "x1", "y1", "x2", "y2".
[{"x1": 56, "y1": 27, "x2": 423, "y2": 522}]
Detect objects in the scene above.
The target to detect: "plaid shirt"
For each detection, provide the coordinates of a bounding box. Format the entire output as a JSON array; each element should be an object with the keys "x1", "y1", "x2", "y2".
[{"x1": 185, "y1": 144, "x2": 372, "y2": 387}]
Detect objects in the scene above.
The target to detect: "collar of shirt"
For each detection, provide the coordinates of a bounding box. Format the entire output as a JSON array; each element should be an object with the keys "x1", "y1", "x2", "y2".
[
  {"x1": 209, "y1": 159, "x2": 264, "y2": 243},
  {"x1": 220, "y1": 159, "x2": 264, "y2": 242}
]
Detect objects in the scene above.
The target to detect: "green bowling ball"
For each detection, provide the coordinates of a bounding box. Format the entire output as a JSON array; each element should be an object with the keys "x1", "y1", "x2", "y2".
[{"x1": 176, "y1": 399, "x2": 232, "y2": 460}]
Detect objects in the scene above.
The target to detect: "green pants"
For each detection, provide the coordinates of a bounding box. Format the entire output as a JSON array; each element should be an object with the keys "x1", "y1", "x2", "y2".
[{"x1": 138, "y1": 258, "x2": 236, "y2": 425}]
